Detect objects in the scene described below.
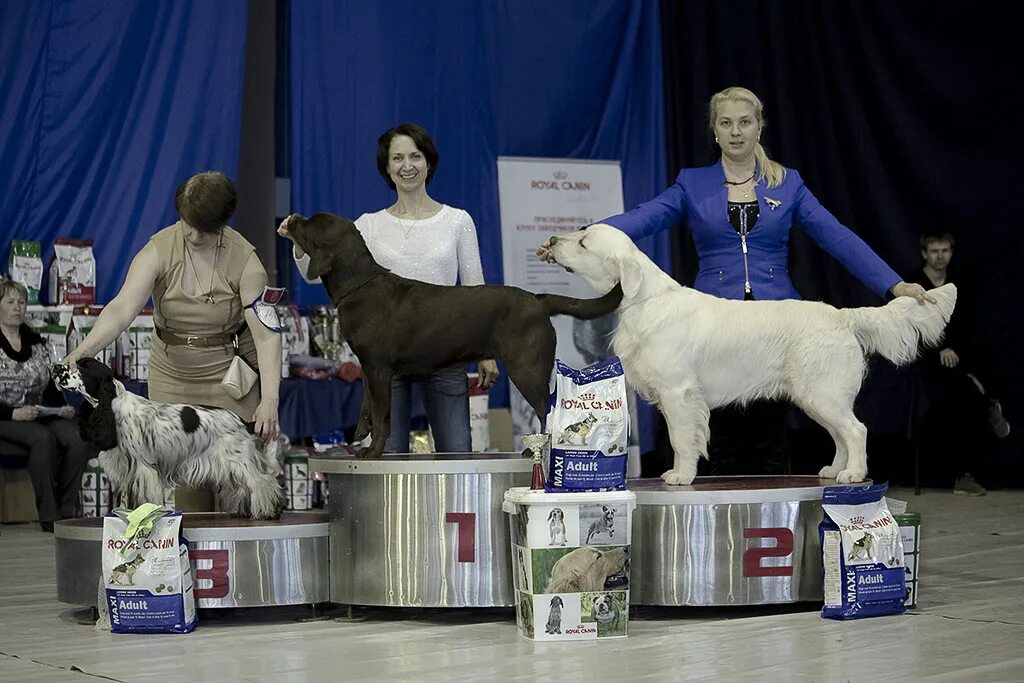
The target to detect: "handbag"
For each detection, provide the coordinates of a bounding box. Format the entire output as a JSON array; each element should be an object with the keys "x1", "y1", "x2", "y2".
[{"x1": 221, "y1": 334, "x2": 258, "y2": 400}]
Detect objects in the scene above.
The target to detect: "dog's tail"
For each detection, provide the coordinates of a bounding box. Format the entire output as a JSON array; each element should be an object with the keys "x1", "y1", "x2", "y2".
[
  {"x1": 843, "y1": 283, "x2": 957, "y2": 366},
  {"x1": 537, "y1": 284, "x2": 623, "y2": 319}
]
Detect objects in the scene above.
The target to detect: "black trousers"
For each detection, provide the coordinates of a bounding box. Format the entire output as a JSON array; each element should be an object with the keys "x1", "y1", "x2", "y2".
[
  {"x1": 700, "y1": 401, "x2": 789, "y2": 476},
  {"x1": 918, "y1": 366, "x2": 991, "y2": 482},
  {"x1": 0, "y1": 417, "x2": 94, "y2": 522}
]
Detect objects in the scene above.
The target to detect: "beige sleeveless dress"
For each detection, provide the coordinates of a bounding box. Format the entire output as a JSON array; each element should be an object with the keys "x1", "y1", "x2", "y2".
[
  {"x1": 148, "y1": 222, "x2": 263, "y2": 512},
  {"x1": 148, "y1": 221, "x2": 261, "y2": 419}
]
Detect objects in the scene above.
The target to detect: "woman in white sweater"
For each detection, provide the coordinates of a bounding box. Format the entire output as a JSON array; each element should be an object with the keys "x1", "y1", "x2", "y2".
[{"x1": 282, "y1": 124, "x2": 499, "y2": 453}]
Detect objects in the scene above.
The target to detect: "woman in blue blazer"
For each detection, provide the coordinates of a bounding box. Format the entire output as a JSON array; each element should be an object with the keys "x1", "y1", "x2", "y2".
[
  {"x1": 538, "y1": 86, "x2": 933, "y2": 476},
  {"x1": 540, "y1": 86, "x2": 930, "y2": 305}
]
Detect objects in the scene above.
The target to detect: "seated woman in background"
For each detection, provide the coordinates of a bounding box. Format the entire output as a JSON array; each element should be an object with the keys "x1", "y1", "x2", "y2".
[{"x1": 0, "y1": 278, "x2": 94, "y2": 531}]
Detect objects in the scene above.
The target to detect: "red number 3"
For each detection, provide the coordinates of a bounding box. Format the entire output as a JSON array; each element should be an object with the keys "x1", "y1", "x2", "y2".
[{"x1": 191, "y1": 549, "x2": 230, "y2": 599}]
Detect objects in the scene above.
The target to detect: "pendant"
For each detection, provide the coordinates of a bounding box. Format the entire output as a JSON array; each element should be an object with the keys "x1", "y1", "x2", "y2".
[{"x1": 204, "y1": 294, "x2": 215, "y2": 305}]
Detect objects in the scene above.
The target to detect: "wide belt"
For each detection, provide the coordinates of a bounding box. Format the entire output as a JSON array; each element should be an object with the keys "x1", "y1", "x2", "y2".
[{"x1": 155, "y1": 327, "x2": 234, "y2": 348}]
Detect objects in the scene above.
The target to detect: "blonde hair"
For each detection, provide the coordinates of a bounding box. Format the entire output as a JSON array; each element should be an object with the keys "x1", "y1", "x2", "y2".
[
  {"x1": 709, "y1": 87, "x2": 786, "y2": 188},
  {"x1": 0, "y1": 276, "x2": 29, "y2": 303}
]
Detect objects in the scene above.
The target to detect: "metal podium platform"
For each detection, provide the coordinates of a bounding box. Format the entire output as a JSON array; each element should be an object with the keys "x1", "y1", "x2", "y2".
[
  {"x1": 630, "y1": 476, "x2": 829, "y2": 606},
  {"x1": 310, "y1": 451, "x2": 532, "y2": 608},
  {"x1": 54, "y1": 512, "x2": 329, "y2": 608}
]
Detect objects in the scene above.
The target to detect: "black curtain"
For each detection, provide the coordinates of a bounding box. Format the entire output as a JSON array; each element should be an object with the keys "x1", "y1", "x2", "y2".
[{"x1": 659, "y1": 1, "x2": 1023, "y2": 483}]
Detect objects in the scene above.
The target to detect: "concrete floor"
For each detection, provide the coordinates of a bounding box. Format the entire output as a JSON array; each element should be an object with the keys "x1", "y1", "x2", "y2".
[{"x1": 1, "y1": 487, "x2": 1022, "y2": 682}]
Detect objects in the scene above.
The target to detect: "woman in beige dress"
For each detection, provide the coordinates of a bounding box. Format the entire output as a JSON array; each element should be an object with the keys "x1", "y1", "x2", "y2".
[{"x1": 64, "y1": 172, "x2": 281, "y2": 437}]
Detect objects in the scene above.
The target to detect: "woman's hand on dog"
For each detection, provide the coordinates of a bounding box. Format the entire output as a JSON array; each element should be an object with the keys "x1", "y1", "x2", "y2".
[
  {"x1": 253, "y1": 398, "x2": 280, "y2": 439},
  {"x1": 535, "y1": 241, "x2": 557, "y2": 264},
  {"x1": 11, "y1": 405, "x2": 39, "y2": 421},
  {"x1": 277, "y1": 215, "x2": 305, "y2": 257},
  {"x1": 890, "y1": 281, "x2": 935, "y2": 305},
  {"x1": 478, "y1": 359, "x2": 500, "y2": 390}
]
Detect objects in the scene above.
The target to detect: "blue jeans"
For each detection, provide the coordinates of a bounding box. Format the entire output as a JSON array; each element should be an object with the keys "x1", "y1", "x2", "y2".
[{"x1": 383, "y1": 365, "x2": 472, "y2": 453}]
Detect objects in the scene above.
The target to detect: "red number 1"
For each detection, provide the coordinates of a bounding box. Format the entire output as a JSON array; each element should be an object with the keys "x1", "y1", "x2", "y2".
[
  {"x1": 445, "y1": 513, "x2": 476, "y2": 563},
  {"x1": 743, "y1": 527, "x2": 794, "y2": 577}
]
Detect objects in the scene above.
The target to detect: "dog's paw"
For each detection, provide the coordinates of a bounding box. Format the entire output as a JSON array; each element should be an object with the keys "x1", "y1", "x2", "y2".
[
  {"x1": 818, "y1": 465, "x2": 841, "y2": 479},
  {"x1": 355, "y1": 445, "x2": 383, "y2": 459},
  {"x1": 661, "y1": 469, "x2": 696, "y2": 486},
  {"x1": 836, "y1": 468, "x2": 868, "y2": 484}
]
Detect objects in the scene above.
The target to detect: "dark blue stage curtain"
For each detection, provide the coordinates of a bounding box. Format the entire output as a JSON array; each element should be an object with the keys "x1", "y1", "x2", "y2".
[
  {"x1": 0, "y1": 0, "x2": 248, "y2": 303},
  {"x1": 289, "y1": 1, "x2": 667, "y2": 450}
]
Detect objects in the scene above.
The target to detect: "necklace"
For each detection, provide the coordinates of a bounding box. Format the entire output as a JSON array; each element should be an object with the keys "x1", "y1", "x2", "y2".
[
  {"x1": 723, "y1": 172, "x2": 755, "y2": 186},
  {"x1": 184, "y1": 229, "x2": 222, "y2": 304}
]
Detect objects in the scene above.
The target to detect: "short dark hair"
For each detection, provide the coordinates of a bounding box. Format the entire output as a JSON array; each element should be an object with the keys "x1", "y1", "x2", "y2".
[
  {"x1": 375, "y1": 124, "x2": 439, "y2": 190},
  {"x1": 920, "y1": 232, "x2": 955, "y2": 250},
  {"x1": 174, "y1": 171, "x2": 237, "y2": 234}
]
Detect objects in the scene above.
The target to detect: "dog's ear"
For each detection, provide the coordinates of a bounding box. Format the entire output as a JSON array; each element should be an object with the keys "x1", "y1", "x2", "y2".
[
  {"x1": 548, "y1": 510, "x2": 554, "y2": 521},
  {"x1": 306, "y1": 253, "x2": 333, "y2": 280},
  {"x1": 80, "y1": 378, "x2": 119, "y2": 451},
  {"x1": 614, "y1": 253, "x2": 645, "y2": 299}
]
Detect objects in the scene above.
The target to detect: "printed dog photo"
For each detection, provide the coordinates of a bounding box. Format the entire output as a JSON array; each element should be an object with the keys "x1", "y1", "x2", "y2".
[
  {"x1": 548, "y1": 507, "x2": 567, "y2": 546},
  {"x1": 526, "y1": 504, "x2": 579, "y2": 547},
  {"x1": 556, "y1": 413, "x2": 598, "y2": 446},
  {"x1": 517, "y1": 591, "x2": 535, "y2": 639},
  {"x1": 532, "y1": 546, "x2": 629, "y2": 594},
  {"x1": 581, "y1": 591, "x2": 628, "y2": 637},
  {"x1": 107, "y1": 554, "x2": 146, "y2": 586},
  {"x1": 848, "y1": 532, "x2": 875, "y2": 561},
  {"x1": 545, "y1": 595, "x2": 564, "y2": 634},
  {"x1": 580, "y1": 504, "x2": 628, "y2": 545},
  {"x1": 514, "y1": 545, "x2": 532, "y2": 592}
]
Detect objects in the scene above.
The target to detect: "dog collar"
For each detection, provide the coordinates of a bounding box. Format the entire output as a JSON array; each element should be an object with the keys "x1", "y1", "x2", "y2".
[{"x1": 334, "y1": 272, "x2": 384, "y2": 301}]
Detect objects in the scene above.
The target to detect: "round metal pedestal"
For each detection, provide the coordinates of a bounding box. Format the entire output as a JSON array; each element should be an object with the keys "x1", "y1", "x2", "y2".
[
  {"x1": 54, "y1": 512, "x2": 329, "y2": 608},
  {"x1": 630, "y1": 476, "x2": 829, "y2": 606},
  {"x1": 311, "y1": 452, "x2": 531, "y2": 608}
]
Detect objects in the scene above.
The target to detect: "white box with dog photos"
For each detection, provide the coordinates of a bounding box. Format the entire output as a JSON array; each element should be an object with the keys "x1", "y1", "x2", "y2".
[{"x1": 504, "y1": 487, "x2": 635, "y2": 641}]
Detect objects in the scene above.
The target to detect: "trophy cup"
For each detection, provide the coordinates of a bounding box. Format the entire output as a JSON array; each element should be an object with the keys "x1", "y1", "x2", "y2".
[{"x1": 521, "y1": 433, "x2": 551, "y2": 491}]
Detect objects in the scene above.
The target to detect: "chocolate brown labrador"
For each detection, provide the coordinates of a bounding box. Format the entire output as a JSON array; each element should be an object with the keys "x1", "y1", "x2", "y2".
[{"x1": 286, "y1": 213, "x2": 622, "y2": 457}]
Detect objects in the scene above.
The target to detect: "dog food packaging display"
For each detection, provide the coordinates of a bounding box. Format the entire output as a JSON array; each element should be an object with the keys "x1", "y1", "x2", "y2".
[
  {"x1": 894, "y1": 512, "x2": 921, "y2": 608},
  {"x1": 48, "y1": 238, "x2": 96, "y2": 305},
  {"x1": 80, "y1": 458, "x2": 111, "y2": 518},
  {"x1": 120, "y1": 311, "x2": 154, "y2": 381},
  {"x1": 8, "y1": 239, "x2": 44, "y2": 304},
  {"x1": 545, "y1": 358, "x2": 629, "y2": 492},
  {"x1": 101, "y1": 505, "x2": 197, "y2": 634},
  {"x1": 820, "y1": 484, "x2": 906, "y2": 620},
  {"x1": 282, "y1": 449, "x2": 312, "y2": 510},
  {"x1": 68, "y1": 306, "x2": 119, "y2": 370},
  {"x1": 277, "y1": 305, "x2": 310, "y2": 378},
  {"x1": 23, "y1": 304, "x2": 74, "y2": 361},
  {"x1": 503, "y1": 487, "x2": 636, "y2": 641},
  {"x1": 468, "y1": 372, "x2": 491, "y2": 452}
]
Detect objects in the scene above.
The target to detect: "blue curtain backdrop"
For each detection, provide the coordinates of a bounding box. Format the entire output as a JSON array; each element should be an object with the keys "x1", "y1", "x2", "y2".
[
  {"x1": 288, "y1": 0, "x2": 667, "y2": 450},
  {"x1": 0, "y1": 0, "x2": 249, "y2": 303}
]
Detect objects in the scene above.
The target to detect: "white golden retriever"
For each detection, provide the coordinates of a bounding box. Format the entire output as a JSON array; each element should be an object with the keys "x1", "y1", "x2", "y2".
[{"x1": 545, "y1": 225, "x2": 956, "y2": 486}]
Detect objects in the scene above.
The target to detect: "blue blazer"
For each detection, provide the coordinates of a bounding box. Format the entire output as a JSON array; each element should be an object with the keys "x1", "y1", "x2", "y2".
[{"x1": 603, "y1": 162, "x2": 901, "y2": 301}]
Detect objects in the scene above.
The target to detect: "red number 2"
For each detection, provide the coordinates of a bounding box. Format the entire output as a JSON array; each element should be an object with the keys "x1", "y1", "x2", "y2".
[
  {"x1": 742, "y1": 527, "x2": 794, "y2": 577},
  {"x1": 445, "y1": 513, "x2": 476, "y2": 563}
]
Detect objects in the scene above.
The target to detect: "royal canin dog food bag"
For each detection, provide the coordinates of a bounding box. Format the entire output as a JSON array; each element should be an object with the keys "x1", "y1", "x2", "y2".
[
  {"x1": 819, "y1": 483, "x2": 906, "y2": 620},
  {"x1": 8, "y1": 239, "x2": 44, "y2": 304},
  {"x1": 101, "y1": 510, "x2": 197, "y2": 633},
  {"x1": 545, "y1": 358, "x2": 629, "y2": 492},
  {"x1": 48, "y1": 238, "x2": 96, "y2": 305}
]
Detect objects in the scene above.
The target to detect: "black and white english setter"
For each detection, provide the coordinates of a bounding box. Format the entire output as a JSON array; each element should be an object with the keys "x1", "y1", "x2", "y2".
[{"x1": 53, "y1": 358, "x2": 285, "y2": 519}]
